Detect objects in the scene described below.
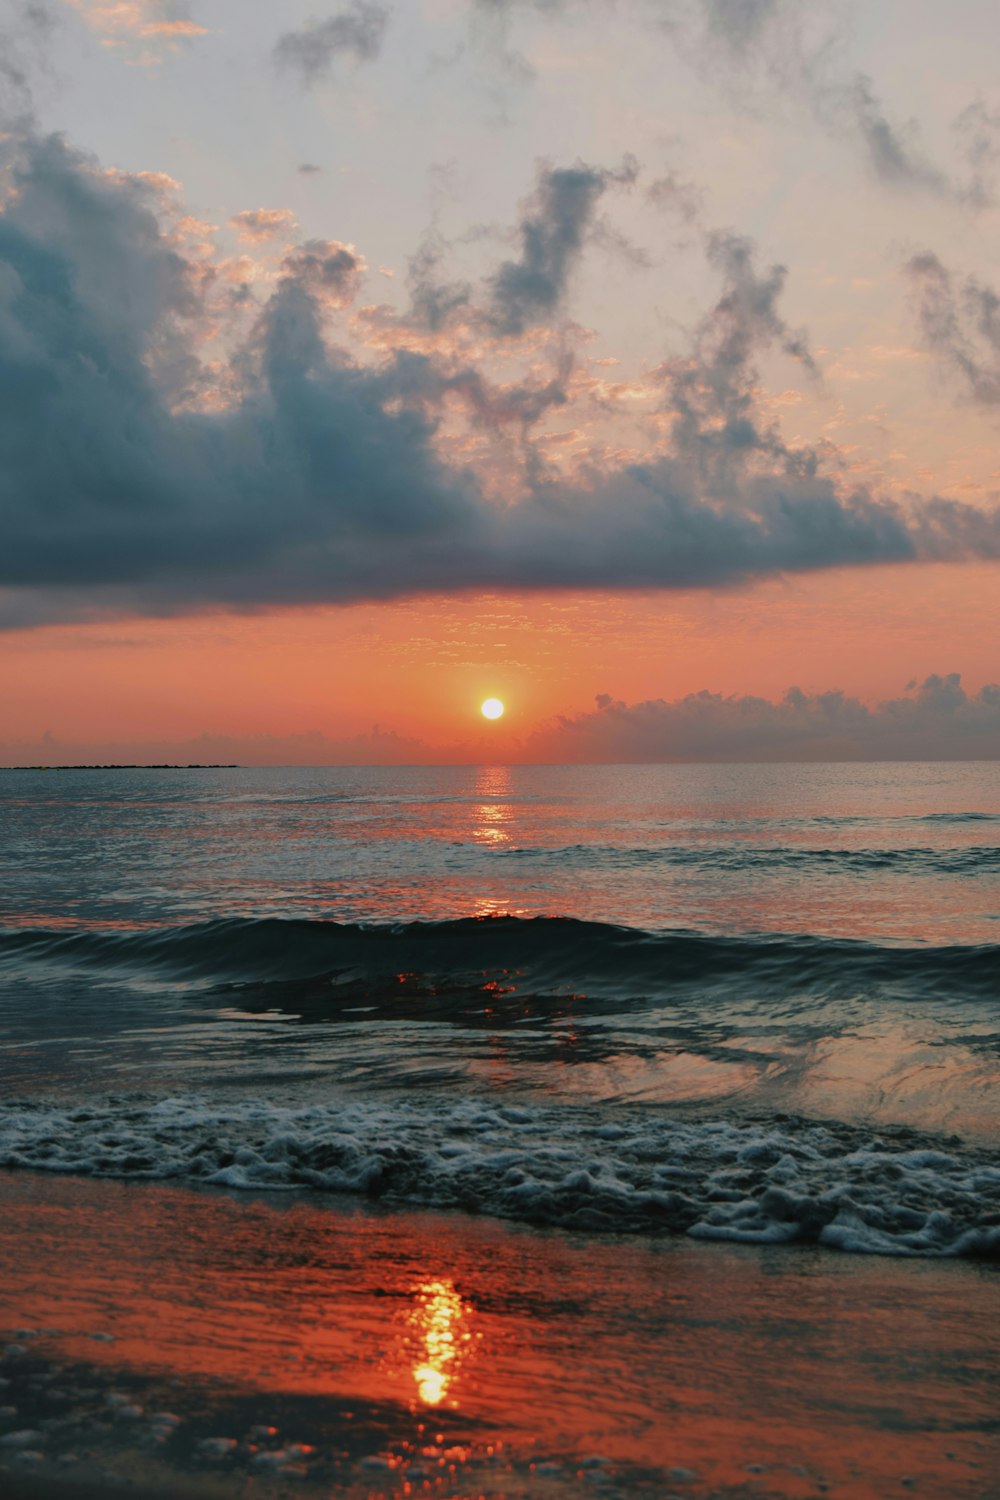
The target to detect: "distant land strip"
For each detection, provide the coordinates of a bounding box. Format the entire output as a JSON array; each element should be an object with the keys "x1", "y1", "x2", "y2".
[{"x1": 1, "y1": 764, "x2": 241, "y2": 771}]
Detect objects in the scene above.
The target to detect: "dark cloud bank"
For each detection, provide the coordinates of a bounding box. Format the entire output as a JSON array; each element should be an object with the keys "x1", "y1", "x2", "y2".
[{"x1": 1, "y1": 124, "x2": 999, "y2": 630}]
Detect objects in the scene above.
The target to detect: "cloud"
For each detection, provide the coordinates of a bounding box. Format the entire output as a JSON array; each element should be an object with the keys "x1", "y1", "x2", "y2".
[
  {"x1": 279, "y1": 238, "x2": 366, "y2": 306},
  {"x1": 646, "y1": 169, "x2": 703, "y2": 222},
  {"x1": 955, "y1": 98, "x2": 1000, "y2": 208},
  {"x1": 489, "y1": 159, "x2": 637, "y2": 336},
  {"x1": 838, "y1": 74, "x2": 948, "y2": 195},
  {"x1": 0, "y1": 128, "x2": 480, "y2": 618},
  {"x1": 9, "y1": 676, "x2": 997, "y2": 766},
  {"x1": 813, "y1": 75, "x2": 1000, "y2": 205},
  {"x1": 373, "y1": 158, "x2": 639, "y2": 344},
  {"x1": 526, "y1": 675, "x2": 1000, "y2": 762},
  {"x1": 1, "y1": 125, "x2": 999, "y2": 631},
  {"x1": 274, "y1": 2, "x2": 390, "y2": 83},
  {"x1": 471, "y1": 1, "x2": 990, "y2": 204},
  {"x1": 906, "y1": 252, "x2": 1000, "y2": 409},
  {"x1": 692, "y1": 0, "x2": 782, "y2": 51},
  {"x1": 660, "y1": 228, "x2": 817, "y2": 490},
  {"x1": 229, "y1": 208, "x2": 299, "y2": 244},
  {"x1": 0, "y1": 1, "x2": 55, "y2": 119},
  {"x1": 471, "y1": 0, "x2": 795, "y2": 82},
  {"x1": 66, "y1": 2, "x2": 208, "y2": 62},
  {"x1": 400, "y1": 234, "x2": 474, "y2": 334}
]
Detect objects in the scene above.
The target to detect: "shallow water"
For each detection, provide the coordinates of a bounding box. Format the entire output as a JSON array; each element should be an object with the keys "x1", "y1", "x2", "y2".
[{"x1": 0, "y1": 762, "x2": 998, "y2": 1257}]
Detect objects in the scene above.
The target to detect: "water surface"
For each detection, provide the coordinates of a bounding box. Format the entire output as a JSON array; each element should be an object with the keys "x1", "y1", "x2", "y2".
[{"x1": 1, "y1": 763, "x2": 998, "y2": 1256}]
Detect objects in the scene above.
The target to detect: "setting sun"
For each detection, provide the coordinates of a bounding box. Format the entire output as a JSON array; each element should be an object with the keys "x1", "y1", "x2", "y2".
[{"x1": 481, "y1": 698, "x2": 505, "y2": 720}]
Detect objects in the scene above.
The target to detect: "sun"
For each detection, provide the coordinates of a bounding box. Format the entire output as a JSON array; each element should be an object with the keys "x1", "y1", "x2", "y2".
[{"x1": 480, "y1": 697, "x2": 505, "y2": 720}]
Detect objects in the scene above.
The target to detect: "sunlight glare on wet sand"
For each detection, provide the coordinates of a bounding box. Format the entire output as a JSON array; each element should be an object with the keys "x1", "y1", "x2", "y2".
[
  {"x1": 0, "y1": 1173, "x2": 996, "y2": 1498},
  {"x1": 411, "y1": 1278, "x2": 468, "y2": 1407}
]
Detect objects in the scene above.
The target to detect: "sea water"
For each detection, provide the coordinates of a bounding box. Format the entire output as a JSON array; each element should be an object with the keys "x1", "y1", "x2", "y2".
[{"x1": 0, "y1": 762, "x2": 997, "y2": 1258}]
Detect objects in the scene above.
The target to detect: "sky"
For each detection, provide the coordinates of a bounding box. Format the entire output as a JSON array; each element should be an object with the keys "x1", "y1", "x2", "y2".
[{"x1": 1, "y1": 0, "x2": 999, "y2": 762}]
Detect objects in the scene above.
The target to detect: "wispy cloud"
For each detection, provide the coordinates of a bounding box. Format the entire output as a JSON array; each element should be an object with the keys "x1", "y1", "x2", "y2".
[
  {"x1": 907, "y1": 252, "x2": 1000, "y2": 409},
  {"x1": 274, "y1": 1, "x2": 390, "y2": 84},
  {"x1": 472, "y1": 0, "x2": 996, "y2": 205},
  {"x1": 66, "y1": 1, "x2": 208, "y2": 63},
  {"x1": 838, "y1": 73, "x2": 948, "y2": 195},
  {"x1": 0, "y1": 2, "x2": 56, "y2": 119},
  {"x1": 489, "y1": 159, "x2": 638, "y2": 336}
]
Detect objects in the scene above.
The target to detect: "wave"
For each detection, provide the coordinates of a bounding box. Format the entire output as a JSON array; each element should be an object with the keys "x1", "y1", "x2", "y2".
[
  {"x1": 494, "y1": 844, "x2": 1000, "y2": 874},
  {"x1": 919, "y1": 811, "x2": 1000, "y2": 824},
  {"x1": 1, "y1": 915, "x2": 998, "y2": 1007},
  {"x1": 0, "y1": 906, "x2": 995, "y2": 1002},
  {"x1": 1, "y1": 1095, "x2": 996, "y2": 1259}
]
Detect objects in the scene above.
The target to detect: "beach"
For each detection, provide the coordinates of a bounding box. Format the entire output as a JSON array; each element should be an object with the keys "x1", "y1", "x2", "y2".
[
  {"x1": 6, "y1": 0, "x2": 1000, "y2": 1487},
  {"x1": 1, "y1": 1170, "x2": 997, "y2": 1499}
]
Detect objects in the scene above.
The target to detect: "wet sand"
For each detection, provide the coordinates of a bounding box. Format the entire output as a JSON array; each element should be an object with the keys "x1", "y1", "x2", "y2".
[{"x1": 0, "y1": 1171, "x2": 996, "y2": 1499}]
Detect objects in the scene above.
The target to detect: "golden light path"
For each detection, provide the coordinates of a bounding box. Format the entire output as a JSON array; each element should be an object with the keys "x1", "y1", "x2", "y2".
[
  {"x1": 480, "y1": 697, "x2": 505, "y2": 720},
  {"x1": 411, "y1": 1278, "x2": 467, "y2": 1407}
]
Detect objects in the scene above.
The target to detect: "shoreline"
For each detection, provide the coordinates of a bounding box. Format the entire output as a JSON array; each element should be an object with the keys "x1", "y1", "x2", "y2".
[{"x1": 0, "y1": 1171, "x2": 997, "y2": 1498}]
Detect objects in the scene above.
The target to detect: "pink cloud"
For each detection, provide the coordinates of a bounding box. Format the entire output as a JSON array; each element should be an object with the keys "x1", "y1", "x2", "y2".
[
  {"x1": 229, "y1": 208, "x2": 299, "y2": 244},
  {"x1": 142, "y1": 20, "x2": 207, "y2": 37},
  {"x1": 67, "y1": 2, "x2": 208, "y2": 62}
]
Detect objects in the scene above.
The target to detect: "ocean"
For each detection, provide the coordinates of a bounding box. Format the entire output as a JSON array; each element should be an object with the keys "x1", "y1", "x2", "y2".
[{"x1": 0, "y1": 762, "x2": 998, "y2": 1496}]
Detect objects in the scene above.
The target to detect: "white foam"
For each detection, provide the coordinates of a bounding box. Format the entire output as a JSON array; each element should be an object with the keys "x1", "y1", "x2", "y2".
[{"x1": 0, "y1": 1095, "x2": 996, "y2": 1259}]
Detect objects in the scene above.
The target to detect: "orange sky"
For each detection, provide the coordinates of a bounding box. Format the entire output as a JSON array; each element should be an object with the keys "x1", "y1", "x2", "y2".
[
  {"x1": 3, "y1": 561, "x2": 998, "y2": 760},
  {"x1": 3, "y1": 2, "x2": 1000, "y2": 763}
]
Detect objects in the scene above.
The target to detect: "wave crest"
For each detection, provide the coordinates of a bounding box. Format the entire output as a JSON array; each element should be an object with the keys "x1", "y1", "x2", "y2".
[{"x1": 1, "y1": 915, "x2": 997, "y2": 1005}]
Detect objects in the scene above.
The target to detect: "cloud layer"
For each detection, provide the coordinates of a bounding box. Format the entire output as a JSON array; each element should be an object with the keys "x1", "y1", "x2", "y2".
[
  {"x1": 527, "y1": 675, "x2": 1000, "y2": 762},
  {"x1": 0, "y1": 125, "x2": 998, "y2": 630}
]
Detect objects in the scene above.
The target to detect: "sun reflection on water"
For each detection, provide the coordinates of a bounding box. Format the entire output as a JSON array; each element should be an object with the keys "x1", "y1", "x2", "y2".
[
  {"x1": 474, "y1": 802, "x2": 511, "y2": 846},
  {"x1": 411, "y1": 1278, "x2": 468, "y2": 1407},
  {"x1": 473, "y1": 766, "x2": 514, "y2": 848}
]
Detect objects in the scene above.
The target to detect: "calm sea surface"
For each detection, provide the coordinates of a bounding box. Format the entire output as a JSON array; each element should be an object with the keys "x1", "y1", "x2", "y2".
[{"x1": 1, "y1": 762, "x2": 998, "y2": 1257}]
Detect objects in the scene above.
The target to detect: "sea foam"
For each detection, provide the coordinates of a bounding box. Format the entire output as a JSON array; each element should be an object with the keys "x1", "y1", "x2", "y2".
[{"x1": 1, "y1": 1095, "x2": 996, "y2": 1259}]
